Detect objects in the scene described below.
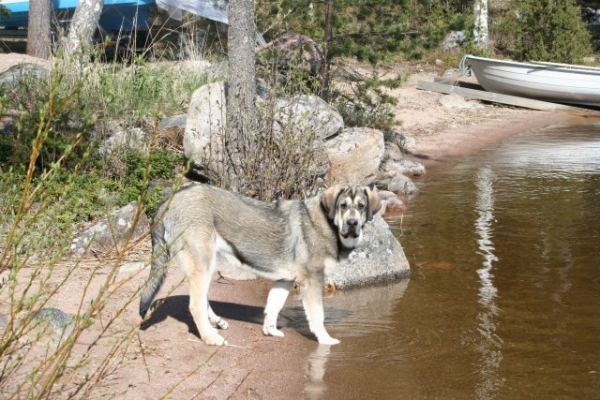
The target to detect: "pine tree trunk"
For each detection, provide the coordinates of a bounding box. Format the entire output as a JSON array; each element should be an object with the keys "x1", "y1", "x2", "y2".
[
  {"x1": 27, "y1": 0, "x2": 52, "y2": 59},
  {"x1": 226, "y1": 0, "x2": 257, "y2": 192}
]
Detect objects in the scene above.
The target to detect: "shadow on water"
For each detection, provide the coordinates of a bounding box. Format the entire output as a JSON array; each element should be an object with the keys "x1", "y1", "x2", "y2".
[{"x1": 307, "y1": 119, "x2": 600, "y2": 399}]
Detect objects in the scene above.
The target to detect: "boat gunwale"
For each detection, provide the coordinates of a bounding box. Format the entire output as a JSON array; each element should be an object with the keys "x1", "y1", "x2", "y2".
[{"x1": 465, "y1": 55, "x2": 600, "y2": 76}]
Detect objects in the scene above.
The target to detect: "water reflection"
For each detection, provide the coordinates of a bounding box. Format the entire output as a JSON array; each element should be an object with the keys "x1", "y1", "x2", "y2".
[
  {"x1": 304, "y1": 344, "x2": 331, "y2": 400},
  {"x1": 474, "y1": 166, "x2": 504, "y2": 399},
  {"x1": 280, "y1": 280, "x2": 410, "y2": 398}
]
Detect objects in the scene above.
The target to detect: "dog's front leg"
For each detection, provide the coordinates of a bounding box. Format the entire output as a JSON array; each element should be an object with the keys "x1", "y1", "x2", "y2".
[
  {"x1": 263, "y1": 280, "x2": 294, "y2": 337},
  {"x1": 301, "y1": 279, "x2": 340, "y2": 345}
]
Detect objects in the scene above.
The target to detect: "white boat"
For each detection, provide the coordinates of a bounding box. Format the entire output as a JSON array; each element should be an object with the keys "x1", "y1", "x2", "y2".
[{"x1": 461, "y1": 54, "x2": 600, "y2": 107}]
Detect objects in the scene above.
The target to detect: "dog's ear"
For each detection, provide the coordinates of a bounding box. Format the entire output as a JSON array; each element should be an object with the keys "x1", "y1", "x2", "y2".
[
  {"x1": 365, "y1": 185, "x2": 381, "y2": 221},
  {"x1": 321, "y1": 185, "x2": 344, "y2": 220}
]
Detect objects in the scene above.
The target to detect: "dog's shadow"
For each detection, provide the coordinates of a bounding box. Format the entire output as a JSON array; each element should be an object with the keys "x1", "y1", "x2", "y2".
[
  {"x1": 140, "y1": 296, "x2": 265, "y2": 338},
  {"x1": 140, "y1": 296, "x2": 324, "y2": 340}
]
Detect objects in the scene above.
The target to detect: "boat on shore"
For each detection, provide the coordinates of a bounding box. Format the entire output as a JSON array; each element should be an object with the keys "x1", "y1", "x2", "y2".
[{"x1": 461, "y1": 54, "x2": 600, "y2": 107}]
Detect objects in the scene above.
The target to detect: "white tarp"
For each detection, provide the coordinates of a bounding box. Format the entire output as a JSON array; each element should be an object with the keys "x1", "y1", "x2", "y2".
[{"x1": 156, "y1": 0, "x2": 228, "y2": 24}]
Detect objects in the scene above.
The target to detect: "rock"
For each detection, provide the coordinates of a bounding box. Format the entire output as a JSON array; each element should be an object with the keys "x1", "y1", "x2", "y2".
[
  {"x1": 28, "y1": 308, "x2": 74, "y2": 346},
  {"x1": 0, "y1": 63, "x2": 49, "y2": 87},
  {"x1": 439, "y1": 94, "x2": 484, "y2": 110},
  {"x1": 95, "y1": 120, "x2": 151, "y2": 158},
  {"x1": 326, "y1": 215, "x2": 410, "y2": 289},
  {"x1": 384, "y1": 129, "x2": 416, "y2": 152},
  {"x1": 271, "y1": 94, "x2": 344, "y2": 140},
  {"x1": 158, "y1": 114, "x2": 187, "y2": 132},
  {"x1": 71, "y1": 201, "x2": 149, "y2": 257},
  {"x1": 183, "y1": 83, "x2": 341, "y2": 179},
  {"x1": 388, "y1": 174, "x2": 419, "y2": 195},
  {"x1": 377, "y1": 190, "x2": 407, "y2": 216},
  {"x1": 381, "y1": 157, "x2": 426, "y2": 178},
  {"x1": 326, "y1": 127, "x2": 384, "y2": 184},
  {"x1": 183, "y1": 82, "x2": 227, "y2": 175},
  {"x1": 382, "y1": 142, "x2": 426, "y2": 176},
  {"x1": 442, "y1": 30, "x2": 466, "y2": 50}
]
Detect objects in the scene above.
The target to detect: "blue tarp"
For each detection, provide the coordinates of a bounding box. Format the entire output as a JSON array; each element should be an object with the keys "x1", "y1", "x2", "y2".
[{"x1": 0, "y1": 0, "x2": 228, "y2": 30}]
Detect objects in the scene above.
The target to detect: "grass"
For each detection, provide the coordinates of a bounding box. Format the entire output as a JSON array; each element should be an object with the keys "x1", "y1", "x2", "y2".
[{"x1": 0, "y1": 45, "x2": 222, "y2": 398}]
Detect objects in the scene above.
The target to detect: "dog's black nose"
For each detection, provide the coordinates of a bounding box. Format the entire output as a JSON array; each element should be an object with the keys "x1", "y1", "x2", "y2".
[{"x1": 347, "y1": 218, "x2": 358, "y2": 227}]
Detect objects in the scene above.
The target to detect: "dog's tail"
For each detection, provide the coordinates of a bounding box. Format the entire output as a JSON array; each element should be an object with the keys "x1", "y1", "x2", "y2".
[{"x1": 139, "y1": 218, "x2": 170, "y2": 319}]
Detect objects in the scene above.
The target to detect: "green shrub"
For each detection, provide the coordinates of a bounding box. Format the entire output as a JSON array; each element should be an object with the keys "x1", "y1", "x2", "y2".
[
  {"x1": 333, "y1": 73, "x2": 402, "y2": 132},
  {"x1": 501, "y1": 0, "x2": 592, "y2": 62}
]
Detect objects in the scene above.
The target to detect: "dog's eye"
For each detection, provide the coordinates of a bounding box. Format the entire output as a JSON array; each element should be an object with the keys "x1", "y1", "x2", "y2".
[
  {"x1": 340, "y1": 201, "x2": 348, "y2": 209},
  {"x1": 357, "y1": 203, "x2": 365, "y2": 210}
]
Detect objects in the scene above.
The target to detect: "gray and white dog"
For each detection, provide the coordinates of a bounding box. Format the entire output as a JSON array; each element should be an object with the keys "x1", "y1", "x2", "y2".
[{"x1": 139, "y1": 183, "x2": 380, "y2": 346}]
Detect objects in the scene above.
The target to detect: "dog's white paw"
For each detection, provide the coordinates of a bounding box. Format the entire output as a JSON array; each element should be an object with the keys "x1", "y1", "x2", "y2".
[
  {"x1": 212, "y1": 317, "x2": 229, "y2": 330},
  {"x1": 204, "y1": 333, "x2": 228, "y2": 346},
  {"x1": 317, "y1": 336, "x2": 340, "y2": 345},
  {"x1": 263, "y1": 324, "x2": 285, "y2": 337}
]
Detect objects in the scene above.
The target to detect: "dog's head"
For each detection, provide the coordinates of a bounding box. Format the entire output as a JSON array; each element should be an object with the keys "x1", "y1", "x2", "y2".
[{"x1": 321, "y1": 184, "x2": 381, "y2": 249}]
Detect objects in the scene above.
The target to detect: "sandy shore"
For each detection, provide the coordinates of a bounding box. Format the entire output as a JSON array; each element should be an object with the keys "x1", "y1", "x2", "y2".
[
  {"x1": 3, "y1": 53, "x2": 597, "y2": 398},
  {"x1": 390, "y1": 72, "x2": 595, "y2": 167}
]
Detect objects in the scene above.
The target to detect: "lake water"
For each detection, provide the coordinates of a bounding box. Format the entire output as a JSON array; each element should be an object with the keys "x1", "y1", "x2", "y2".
[{"x1": 302, "y1": 119, "x2": 600, "y2": 399}]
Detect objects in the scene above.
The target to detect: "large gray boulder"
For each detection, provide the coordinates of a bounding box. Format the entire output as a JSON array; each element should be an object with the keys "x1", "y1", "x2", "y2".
[
  {"x1": 183, "y1": 82, "x2": 227, "y2": 173},
  {"x1": 326, "y1": 214, "x2": 410, "y2": 290},
  {"x1": 325, "y1": 127, "x2": 385, "y2": 184},
  {"x1": 183, "y1": 82, "x2": 344, "y2": 179},
  {"x1": 271, "y1": 94, "x2": 344, "y2": 140},
  {"x1": 0, "y1": 63, "x2": 49, "y2": 88}
]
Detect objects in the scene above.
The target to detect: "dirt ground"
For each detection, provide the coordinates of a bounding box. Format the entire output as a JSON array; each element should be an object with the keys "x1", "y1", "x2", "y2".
[{"x1": 0, "y1": 53, "x2": 590, "y2": 398}]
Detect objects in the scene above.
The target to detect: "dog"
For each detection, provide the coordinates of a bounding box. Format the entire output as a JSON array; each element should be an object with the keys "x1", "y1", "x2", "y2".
[{"x1": 139, "y1": 183, "x2": 380, "y2": 346}]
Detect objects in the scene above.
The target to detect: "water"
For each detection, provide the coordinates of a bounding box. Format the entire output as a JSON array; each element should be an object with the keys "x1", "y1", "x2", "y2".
[{"x1": 303, "y1": 120, "x2": 600, "y2": 399}]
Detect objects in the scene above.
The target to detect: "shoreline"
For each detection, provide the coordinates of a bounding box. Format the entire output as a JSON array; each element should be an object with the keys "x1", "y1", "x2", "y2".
[{"x1": 406, "y1": 110, "x2": 590, "y2": 167}]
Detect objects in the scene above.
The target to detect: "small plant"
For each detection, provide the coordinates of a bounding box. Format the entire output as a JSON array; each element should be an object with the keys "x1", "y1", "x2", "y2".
[{"x1": 0, "y1": 32, "x2": 214, "y2": 398}]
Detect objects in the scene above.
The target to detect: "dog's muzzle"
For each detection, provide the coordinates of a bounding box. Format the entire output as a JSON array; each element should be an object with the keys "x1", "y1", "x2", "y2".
[{"x1": 341, "y1": 218, "x2": 360, "y2": 238}]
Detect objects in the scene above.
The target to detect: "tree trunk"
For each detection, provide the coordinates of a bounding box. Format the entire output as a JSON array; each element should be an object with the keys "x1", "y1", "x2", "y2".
[
  {"x1": 319, "y1": 0, "x2": 334, "y2": 101},
  {"x1": 226, "y1": 0, "x2": 257, "y2": 192},
  {"x1": 63, "y1": 0, "x2": 104, "y2": 62},
  {"x1": 474, "y1": 0, "x2": 489, "y2": 49},
  {"x1": 27, "y1": 0, "x2": 52, "y2": 59}
]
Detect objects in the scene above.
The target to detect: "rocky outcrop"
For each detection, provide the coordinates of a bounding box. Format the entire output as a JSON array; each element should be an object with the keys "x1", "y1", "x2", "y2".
[
  {"x1": 183, "y1": 82, "x2": 344, "y2": 179},
  {"x1": 326, "y1": 214, "x2": 410, "y2": 289},
  {"x1": 0, "y1": 63, "x2": 49, "y2": 88},
  {"x1": 183, "y1": 82, "x2": 227, "y2": 176},
  {"x1": 70, "y1": 202, "x2": 149, "y2": 257},
  {"x1": 325, "y1": 127, "x2": 384, "y2": 184}
]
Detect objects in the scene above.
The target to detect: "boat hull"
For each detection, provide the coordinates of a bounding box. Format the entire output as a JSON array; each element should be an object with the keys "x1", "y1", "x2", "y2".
[{"x1": 464, "y1": 55, "x2": 600, "y2": 107}]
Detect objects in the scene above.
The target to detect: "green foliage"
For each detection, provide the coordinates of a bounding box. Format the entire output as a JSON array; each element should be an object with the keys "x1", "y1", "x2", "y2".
[
  {"x1": 112, "y1": 148, "x2": 181, "y2": 216},
  {"x1": 334, "y1": 74, "x2": 402, "y2": 132},
  {"x1": 501, "y1": 0, "x2": 592, "y2": 62},
  {"x1": 256, "y1": 0, "x2": 474, "y2": 64}
]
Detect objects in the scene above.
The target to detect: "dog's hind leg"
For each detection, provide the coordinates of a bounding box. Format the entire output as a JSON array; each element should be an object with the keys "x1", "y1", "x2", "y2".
[
  {"x1": 180, "y1": 243, "x2": 227, "y2": 346},
  {"x1": 262, "y1": 280, "x2": 294, "y2": 337},
  {"x1": 301, "y1": 278, "x2": 340, "y2": 345}
]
